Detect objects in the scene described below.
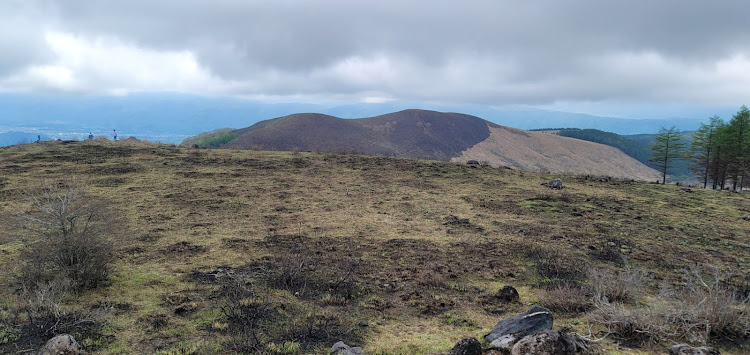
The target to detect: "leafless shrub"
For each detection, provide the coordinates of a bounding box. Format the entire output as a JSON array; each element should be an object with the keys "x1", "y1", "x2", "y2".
[
  {"x1": 527, "y1": 247, "x2": 585, "y2": 281},
  {"x1": 217, "y1": 272, "x2": 359, "y2": 354},
  {"x1": 588, "y1": 297, "x2": 673, "y2": 346},
  {"x1": 588, "y1": 265, "x2": 749, "y2": 346},
  {"x1": 677, "y1": 265, "x2": 750, "y2": 341},
  {"x1": 538, "y1": 283, "x2": 591, "y2": 314},
  {"x1": 16, "y1": 181, "x2": 118, "y2": 290},
  {"x1": 266, "y1": 252, "x2": 359, "y2": 301},
  {"x1": 6, "y1": 279, "x2": 101, "y2": 347},
  {"x1": 218, "y1": 274, "x2": 275, "y2": 353},
  {"x1": 268, "y1": 254, "x2": 310, "y2": 294},
  {"x1": 588, "y1": 267, "x2": 644, "y2": 303}
]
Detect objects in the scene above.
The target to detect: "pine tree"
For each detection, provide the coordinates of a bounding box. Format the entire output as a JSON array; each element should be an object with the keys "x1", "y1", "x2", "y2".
[
  {"x1": 649, "y1": 126, "x2": 686, "y2": 184},
  {"x1": 709, "y1": 123, "x2": 732, "y2": 190},
  {"x1": 726, "y1": 106, "x2": 750, "y2": 190},
  {"x1": 690, "y1": 116, "x2": 722, "y2": 188}
]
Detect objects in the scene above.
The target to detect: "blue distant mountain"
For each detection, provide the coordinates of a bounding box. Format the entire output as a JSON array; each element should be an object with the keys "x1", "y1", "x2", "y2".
[
  {"x1": 0, "y1": 132, "x2": 52, "y2": 147},
  {"x1": 0, "y1": 93, "x2": 713, "y2": 143}
]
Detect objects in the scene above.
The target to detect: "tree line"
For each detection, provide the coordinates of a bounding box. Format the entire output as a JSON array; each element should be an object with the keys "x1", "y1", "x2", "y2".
[
  {"x1": 554, "y1": 128, "x2": 693, "y2": 179},
  {"x1": 650, "y1": 105, "x2": 750, "y2": 190}
]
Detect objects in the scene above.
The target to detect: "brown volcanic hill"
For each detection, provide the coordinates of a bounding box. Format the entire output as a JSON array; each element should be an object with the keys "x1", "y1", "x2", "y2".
[
  {"x1": 226, "y1": 109, "x2": 491, "y2": 161},
  {"x1": 211, "y1": 109, "x2": 659, "y2": 180}
]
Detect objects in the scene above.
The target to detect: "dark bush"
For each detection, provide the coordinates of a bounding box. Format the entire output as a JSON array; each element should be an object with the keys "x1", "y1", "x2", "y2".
[{"x1": 217, "y1": 273, "x2": 360, "y2": 354}]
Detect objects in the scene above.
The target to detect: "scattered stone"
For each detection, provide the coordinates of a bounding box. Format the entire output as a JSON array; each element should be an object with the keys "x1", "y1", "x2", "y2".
[
  {"x1": 497, "y1": 285, "x2": 520, "y2": 303},
  {"x1": 546, "y1": 178, "x2": 563, "y2": 189},
  {"x1": 39, "y1": 334, "x2": 80, "y2": 355},
  {"x1": 467, "y1": 160, "x2": 480, "y2": 165},
  {"x1": 740, "y1": 216, "x2": 750, "y2": 221},
  {"x1": 448, "y1": 337, "x2": 482, "y2": 355},
  {"x1": 330, "y1": 341, "x2": 363, "y2": 355},
  {"x1": 680, "y1": 187, "x2": 693, "y2": 193},
  {"x1": 511, "y1": 330, "x2": 581, "y2": 355},
  {"x1": 274, "y1": 205, "x2": 285, "y2": 212},
  {"x1": 485, "y1": 305, "x2": 554, "y2": 349},
  {"x1": 669, "y1": 343, "x2": 719, "y2": 355}
]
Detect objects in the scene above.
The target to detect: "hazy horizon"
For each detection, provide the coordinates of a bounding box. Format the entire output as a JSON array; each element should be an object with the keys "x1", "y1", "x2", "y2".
[{"x1": 2, "y1": 1, "x2": 749, "y2": 140}]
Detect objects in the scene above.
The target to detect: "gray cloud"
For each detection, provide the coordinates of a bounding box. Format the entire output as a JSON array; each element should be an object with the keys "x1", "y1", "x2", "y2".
[{"x1": 2, "y1": 0, "x2": 750, "y2": 106}]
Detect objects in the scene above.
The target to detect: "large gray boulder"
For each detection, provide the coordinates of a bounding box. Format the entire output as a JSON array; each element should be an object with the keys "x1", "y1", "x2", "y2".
[
  {"x1": 548, "y1": 178, "x2": 563, "y2": 189},
  {"x1": 669, "y1": 344, "x2": 719, "y2": 355},
  {"x1": 448, "y1": 337, "x2": 482, "y2": 355},
  {"x1": 330, "y1": 341, "x2": 363, "y2": 355},
  {"x1": 511, "y1": 330, "x2": 580, "y2": 355},
  {"x1": 485, "y1": 305, "x2": 554, "y2": 349},
  {"x1": 38, "y1": 334, "x2": 80, "y2": 355}
]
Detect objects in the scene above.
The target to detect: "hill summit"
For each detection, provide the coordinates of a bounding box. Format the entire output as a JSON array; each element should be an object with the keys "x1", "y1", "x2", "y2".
[{"x1": 186, "y1": 109, "x2": 660, "y2": 180}]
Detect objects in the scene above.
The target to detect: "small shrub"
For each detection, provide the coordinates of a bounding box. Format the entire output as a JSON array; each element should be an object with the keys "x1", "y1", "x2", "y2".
[
  {"x1": 527, "y1": 247, "x2": 585, "y2": 281},
  {"x1": 16, "y1": 181, "x2": 118, "y2": 290},
  {"x1": 588, "y1": 265, "x2": 750, "y2": 346},
  {"x1": 588, "y1": 267, "x2": 644, "y2": 303},
  {"x1": 538, "y1": 283, "x2": 591, "y2": 314},
  {"x1": 1, "y1": 279, "x2": 103, "y2": 352},
  {"x1": 218, "y1": 275, "x2": 275, "y2": 353},
  {"x1": 216, "y1": 273, "x2": 359, "y2": 354},
  {"x1": 678, "y1": 265, "x2": 750, "y2": 341},
  {"x1": 588, "y1": 297, "x2": 670, "y2": 346}
]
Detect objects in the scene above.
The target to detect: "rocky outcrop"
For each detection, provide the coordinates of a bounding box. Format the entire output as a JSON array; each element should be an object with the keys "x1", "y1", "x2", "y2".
[
  {"x1": 38, "y1": 334, "x2": 80, "y2": 355},
  {"x1": 511, "y1": 330, "x2": 582, "y2": 355},
  {"x1": 448, "y1": 337, "x2": 482, "y2": 355},
  {"x1": 485, "y1": 306, "x2": 554, "y2": 349},
  {"x1": 330, "y1": 341, "x2": 363, "y2": 355},
  {"x1": 669, "y1": 344, "x2": 719, "y2": 355},
  {"x1": 546, "y1": 178, "x2": 563, "y2": 189}
]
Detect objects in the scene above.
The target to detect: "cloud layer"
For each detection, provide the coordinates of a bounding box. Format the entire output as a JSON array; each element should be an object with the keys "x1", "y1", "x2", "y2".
[{"x1": 2, "y1": 0, "x2": 750, "y2": 106}]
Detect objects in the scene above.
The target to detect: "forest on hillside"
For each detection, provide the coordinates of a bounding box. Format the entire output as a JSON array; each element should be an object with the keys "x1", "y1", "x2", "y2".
[{"x1": 550, "y1": 128, "x2": 694, "y2": 182}]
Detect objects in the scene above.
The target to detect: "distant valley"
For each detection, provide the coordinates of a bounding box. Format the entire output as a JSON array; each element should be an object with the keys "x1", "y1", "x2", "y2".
[{"x1": 0, "y1": 93, "x2": 712, "y2": 144}]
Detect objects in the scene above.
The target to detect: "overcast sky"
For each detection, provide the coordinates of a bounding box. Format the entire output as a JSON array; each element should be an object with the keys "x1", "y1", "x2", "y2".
[{"x1": 2, "y1": 0, "x2": 749, "y2": 117}]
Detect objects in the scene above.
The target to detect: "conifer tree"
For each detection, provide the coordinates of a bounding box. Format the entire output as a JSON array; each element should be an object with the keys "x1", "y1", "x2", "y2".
[
  {"x1": 649, "y1": 126, "x2": 686, "y2": 184},
  {"x1": 690, "y1": 116, "x2": 722, "y2": 188}
]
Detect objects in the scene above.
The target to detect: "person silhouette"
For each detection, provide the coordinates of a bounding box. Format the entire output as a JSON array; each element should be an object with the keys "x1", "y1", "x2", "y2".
[
  {"x1": 113, "y1": 129, "x2": 117, "y2": 141},
  {"x1": 88, "y1": 133, "x2": 94, "y2": 140}
]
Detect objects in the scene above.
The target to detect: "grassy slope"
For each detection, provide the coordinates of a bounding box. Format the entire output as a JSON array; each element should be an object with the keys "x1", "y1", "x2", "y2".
[
  {"x1": 452, "y1": 126, "x2": 661, "y2": 180},
  {"x1": 0, "y1": 140, "x2": 748, "y2": 354}
]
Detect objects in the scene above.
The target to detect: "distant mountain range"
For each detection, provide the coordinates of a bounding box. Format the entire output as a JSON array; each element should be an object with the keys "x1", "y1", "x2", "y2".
[
  {"x1": 185, "y1": 109, "x2": 660, "y2": 180},
  {"x1": 0, "y1": 132, "x2": 51, "y2": 147},
  {"x1": 0, "y1": 94, "x2": 715, "y2": 143}
]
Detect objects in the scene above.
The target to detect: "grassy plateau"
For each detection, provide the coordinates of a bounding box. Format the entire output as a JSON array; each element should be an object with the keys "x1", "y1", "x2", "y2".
[{"x1": 0, "y1": 139, "x2": 748, "y2": 354}]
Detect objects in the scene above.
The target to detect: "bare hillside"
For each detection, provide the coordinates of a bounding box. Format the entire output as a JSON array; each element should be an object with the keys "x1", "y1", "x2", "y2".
[
  {"x1": 452, "y1": 125, "x2": 661, "y2": 180},
  {"x1": 185, "y1": 109, "x2": 660, "y2": 180}
]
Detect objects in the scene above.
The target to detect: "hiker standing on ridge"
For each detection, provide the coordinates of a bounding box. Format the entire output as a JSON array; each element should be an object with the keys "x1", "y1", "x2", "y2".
[{"x1": 113, "y1": 129, "x2": 117, "y2": 141}]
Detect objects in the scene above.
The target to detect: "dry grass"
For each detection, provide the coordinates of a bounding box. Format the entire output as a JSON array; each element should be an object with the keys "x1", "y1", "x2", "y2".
[
  {"x1": 452, "y1": 125, "x2": 661, "y2": 180},
  {"x1": 0, "y1": 140, "x2": 748, "y2": 353}
]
